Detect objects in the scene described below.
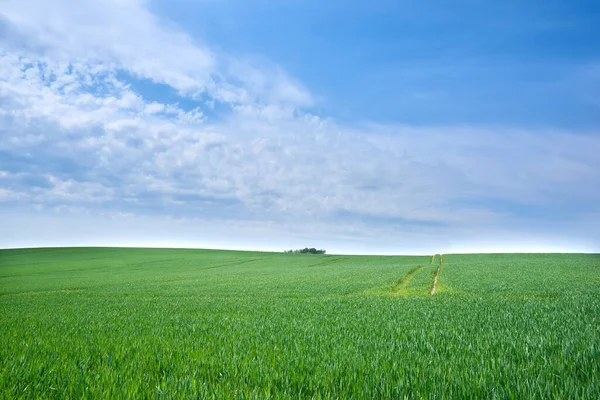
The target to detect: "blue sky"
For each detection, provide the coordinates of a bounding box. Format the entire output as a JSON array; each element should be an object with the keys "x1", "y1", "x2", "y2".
[
  {"x1": 1, "y1": 0, "x2": 599, "y2": 253},
  {"x1": 152, "y1": 0, "x2": 600, "y2": 128}
]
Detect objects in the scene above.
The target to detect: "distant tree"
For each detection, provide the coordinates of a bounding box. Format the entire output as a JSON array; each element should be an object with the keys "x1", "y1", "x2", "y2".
[{"x1": 286, "y1": 248, "x2": 326, "y2": 254}]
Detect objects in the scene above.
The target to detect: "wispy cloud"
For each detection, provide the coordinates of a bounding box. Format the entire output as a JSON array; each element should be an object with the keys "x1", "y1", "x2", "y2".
[{"x1": 0, "y1": 0, "x2": 312, "y2": 108}]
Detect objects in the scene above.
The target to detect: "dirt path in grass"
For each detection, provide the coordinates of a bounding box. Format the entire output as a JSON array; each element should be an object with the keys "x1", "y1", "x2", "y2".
[
  {"x1": 391, "y1": 265, "x2": 424, "y2": 295},
  {"x1": 429, "y1": 266, "x2": 440, "y2": 295},
  {"x1": 429, "y1": 254, "x2": 443, "y2": 295}
]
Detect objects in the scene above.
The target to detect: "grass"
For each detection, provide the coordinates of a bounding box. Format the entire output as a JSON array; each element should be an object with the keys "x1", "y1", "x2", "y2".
[{"x1": 1, "y1": 248, "x2": 599, "y2": 398}]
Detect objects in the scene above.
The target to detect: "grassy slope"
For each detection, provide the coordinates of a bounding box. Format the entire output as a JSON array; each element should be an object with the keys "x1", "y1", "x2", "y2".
[{"x1": 1, "y1": 248, "x2": 599, "y2": 399}]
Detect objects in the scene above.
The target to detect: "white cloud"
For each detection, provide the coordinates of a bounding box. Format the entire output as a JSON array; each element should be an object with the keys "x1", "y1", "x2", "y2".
[
  {"x1": 0, "y1": 187, "x2": 25, "y2": 200},
  {"x1": 0, "y1": 0, "x2": 311, "y2": 109},
  {"x1": 2, "y1": 54, "x2": 598, "y2": 224},
  {"x1": 1, "y1": 0, "x2": 213, "y2": 91}
]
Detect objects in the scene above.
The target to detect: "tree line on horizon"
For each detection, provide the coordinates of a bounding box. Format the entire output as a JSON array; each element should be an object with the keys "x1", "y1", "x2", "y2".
[{"x1": 285, "y1": 248, "x2": 326, "y2": 254}]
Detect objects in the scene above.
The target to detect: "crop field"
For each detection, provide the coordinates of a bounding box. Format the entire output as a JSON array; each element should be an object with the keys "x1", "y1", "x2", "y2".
[{"x1": 1, "y1": 248, "x2": 599, "y2": 398}]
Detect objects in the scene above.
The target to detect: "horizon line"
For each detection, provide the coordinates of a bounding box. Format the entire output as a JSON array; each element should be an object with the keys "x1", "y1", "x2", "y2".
[{"x1": 1, "y1": 245, "x2": 597, "y2": 256}]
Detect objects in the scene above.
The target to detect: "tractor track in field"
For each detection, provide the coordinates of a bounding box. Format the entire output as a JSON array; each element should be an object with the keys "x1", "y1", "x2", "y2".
[
  {"x1": 202, "y1": 258, "x2": 266, "y2": 270},
  {"x1": 391, "y1": 265, "x2": 424, "y2": 295},
  {"x1": 429, "y1": 266, "x2": 440, "y2": 295},
  {"x1": 429, "y1": 254, "x2": 443, "y2": 295},
  {"x1": 302, "y1": 257, "x2": 348, "y2": 268}
]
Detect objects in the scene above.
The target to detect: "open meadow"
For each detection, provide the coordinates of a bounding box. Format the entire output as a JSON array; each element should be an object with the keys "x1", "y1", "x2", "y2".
[{"x1": 1, "y1": 248, "x2": 599, "y2": 398}]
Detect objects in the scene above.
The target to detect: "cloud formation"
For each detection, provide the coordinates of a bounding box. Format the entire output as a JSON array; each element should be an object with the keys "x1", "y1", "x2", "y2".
[{"x1": 1, "y1": 0, "x2": 599, "y2": 253}]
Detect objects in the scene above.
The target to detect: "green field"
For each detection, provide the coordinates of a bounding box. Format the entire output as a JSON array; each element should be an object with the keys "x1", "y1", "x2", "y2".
[{"x1": 1, "y1": 248, "x2": 599, "y2": 398}]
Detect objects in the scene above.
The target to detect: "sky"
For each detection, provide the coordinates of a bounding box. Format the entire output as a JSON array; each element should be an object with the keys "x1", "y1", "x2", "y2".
[{"x1": 1, "y1": 0, "x2": 599, "y2": 254}]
